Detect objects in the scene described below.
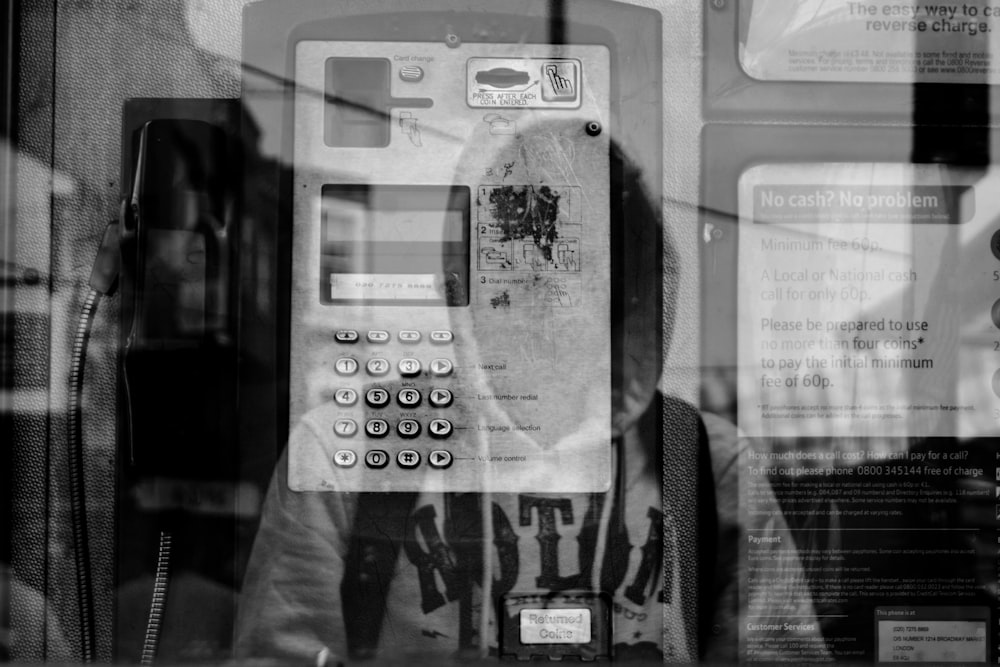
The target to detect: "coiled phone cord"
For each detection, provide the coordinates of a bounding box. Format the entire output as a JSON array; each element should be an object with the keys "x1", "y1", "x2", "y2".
[
  {"x1": 65, "y1": 222, "x2": 120, "y2": 662},
  {"x1": 140, "y1": 531, "x2": 172, "y2": 666},
  {"x1": 68, "y1": 288, "x2": 99, "y2": 663}
]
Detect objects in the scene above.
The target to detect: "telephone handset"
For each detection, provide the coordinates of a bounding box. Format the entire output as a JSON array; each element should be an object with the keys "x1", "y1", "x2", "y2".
[
  {"x1": 119, "y1": 116, "x2": 238, "y2": 477},
  {"x1": 241, "y1": 0, "x2": 664, "y2": 494}
]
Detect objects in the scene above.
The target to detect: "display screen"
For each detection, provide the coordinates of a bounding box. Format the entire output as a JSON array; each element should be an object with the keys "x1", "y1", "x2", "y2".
[{"x1": 320, "y1": 184, "x2": 470, "y2": 306}]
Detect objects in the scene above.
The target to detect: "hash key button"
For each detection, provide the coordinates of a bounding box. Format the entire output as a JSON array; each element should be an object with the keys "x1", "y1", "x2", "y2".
[
  {"x1": 397, "y1": 450, "x2": 421, "y2": 469},
  {"x1": 429, "y1": 419, "x2": 453, "y2": 439}
]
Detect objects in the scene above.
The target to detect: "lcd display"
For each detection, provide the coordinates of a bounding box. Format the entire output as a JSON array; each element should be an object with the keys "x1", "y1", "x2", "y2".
[{"x1": 319, "y1": 184, "x2": 470, "y2": 306}]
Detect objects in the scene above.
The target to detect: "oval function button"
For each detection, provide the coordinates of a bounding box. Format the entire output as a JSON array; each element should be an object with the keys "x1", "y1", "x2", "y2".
[
  {"x1": 334, "y1": 388, "x2": 358, "y2": 407},
  {"x1": 397, "y1": 450, "x2": 421, "y2": 469},
  {"x1": 366, "y1": 388, "x2": 391, "y2": 408},
  {"x1": 397, "y1": 419, "x2": 421, "y2": 439},
  {"x1": 398, "y1": 358, "x2": 422, "y2": 377},
  {"x1": 365, "y1": 419, "x2": 390, "y2": 438},
  {"x1": 399, "y1": 330, "x2": 421, "y2": 343},
  {"x1": 333, "y1": 450, "x2": 357, "y2": 467},
  {"x1": 335, "y1": 330, "x2": 359, "y2": 343},
  {"x1": 428, "y1": 450, "x2": 453, "y2": 469},
  {"x1": 399, "y1": 65, "x2": 425, "y2": 82},
  {"x1": 430, "y1": 330, "x2": 454, "y2": 344},
  {"x1": 367, "y1": 330, "x2": 390, "y2": 344},
  {"x1": 428, "y1": 388, "x2": 453, "y2": 408},
  {"x1": 335, "y1": 357, "x2": 359, "y2": 376},
  {"x1": 367, "y1": 358, "x2": 391, "y2": 376},
  {"x1": 365, "y1": 450, "x2": 389, "y2": 469},
  {"x1": 429, "y1": 419, "x2": 453, "y2": 439},
  {"x1": 334, "y1": 419, "x2": 358, "y2": 437},
  {"x1": 397, "y1": 388, "x2": 422, "y2": 408},
  {"x1": 429, "y1": 358, "x2": 454, "y2": 377}
]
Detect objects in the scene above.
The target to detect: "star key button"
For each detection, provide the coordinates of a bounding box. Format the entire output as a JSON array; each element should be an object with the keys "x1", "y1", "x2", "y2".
[{"x1": 333, "y1": 450, "x2": 357, "y2": 468}]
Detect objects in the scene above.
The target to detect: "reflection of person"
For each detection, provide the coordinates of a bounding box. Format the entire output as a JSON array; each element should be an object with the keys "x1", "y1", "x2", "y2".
[{"x1": 235, "y1": 133, "x2": 826, "y2": 663}]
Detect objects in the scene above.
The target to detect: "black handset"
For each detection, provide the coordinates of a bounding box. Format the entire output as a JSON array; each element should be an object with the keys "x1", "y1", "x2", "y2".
[
  {"x1": 119, "y1": 118, "x2": 237, "y2": 476},
  {"x1": 115, "y1": 111, "x2": 245, "y2": 662}
]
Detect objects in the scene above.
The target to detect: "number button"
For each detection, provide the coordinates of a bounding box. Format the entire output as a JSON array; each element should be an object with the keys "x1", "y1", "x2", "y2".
[
  {"x1": 365, "y1": 450, "x2": 389, "y2": 469},
  {"x1": 334, "y1": 389, "x2": 358, "y2": 407},
  {"x1": 397, "y1": 388, "x2": 422, "y2": 408},
  {"x1": 429, "y1": 358, "x2": 453, "y2": 377},
  {"x1": 398, "y1": 358, "x2": 422, "y2": 377},
  {"x1": 429, "y1": 388, "x2": 453, "y2": 408},
  {"x1": 367, "y1": 330, "x2": 390, "y2": 344},
  {"x1": 366, "y1": 358, "x2": 390, "y2": 376},
  {"x1": 334, "y1": 419, "x2": 358, "y2": 437},
  {"x1": 430, "y1": 330, "x2": 453, "y2": 344},
  {"x1": 333, "y1": 450, "x2": 357, "y2": 467},
  {"x1": 335, "y1": 358, "x2": 359, "y2": 376},
  {"x1": 399, "y1": 330, "x2": 421, "y2": 343},
  {"x1": 429, "y1": 419, "x2": 453, "y2": 439},
  {"x1": 365, "y1": 419, "x2": 389, "y2": 438},
  {"x1": 335, "y1": 330, "x2": 359, "y2": 343},
  {"x1": 397, "y1": 419, "x2": 421, "y2": 439},
  {"x1": 397, "y1": 450, "x2": 421, "y2": 469},
  {"x1": 365, "y1": 388, "x2": 390, "y2": 408}
]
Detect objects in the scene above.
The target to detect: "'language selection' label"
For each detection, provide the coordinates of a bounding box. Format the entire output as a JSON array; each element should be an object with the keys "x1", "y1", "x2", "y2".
[
  {"x1": 737, "y1": 163, "x2": 997, "y2": 439},
  {"x1": 741, "y1": 0, "x2": 1000, "y2": 84}
]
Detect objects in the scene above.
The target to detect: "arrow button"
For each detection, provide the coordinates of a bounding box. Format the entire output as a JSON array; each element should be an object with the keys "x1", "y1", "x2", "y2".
[
  {"x1": 429, "y1": 419, "x2": 453, "y2": 439},
  {"x1": 428, "y1": 450, "x2": 453, "y2": 469}
]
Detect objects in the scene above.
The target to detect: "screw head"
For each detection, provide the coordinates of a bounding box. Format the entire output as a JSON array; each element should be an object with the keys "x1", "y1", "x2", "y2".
[
  {"x1": 711, "y1": 0, "x2": 726, "y2": 10},
  {"x1": 585, "y1": 121, "x2": 602, "y2": 136}
]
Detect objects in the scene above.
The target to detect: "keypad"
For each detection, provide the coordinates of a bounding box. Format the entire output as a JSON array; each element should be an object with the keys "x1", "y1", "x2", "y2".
[{"x1": 330, "y1": 329, "x2": 457, "y2": 458}]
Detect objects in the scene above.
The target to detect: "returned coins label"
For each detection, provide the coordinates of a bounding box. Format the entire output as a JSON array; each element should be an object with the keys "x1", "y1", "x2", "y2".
[{"x1": 519, "y1": 609, "x2": 592, "y2": 644}]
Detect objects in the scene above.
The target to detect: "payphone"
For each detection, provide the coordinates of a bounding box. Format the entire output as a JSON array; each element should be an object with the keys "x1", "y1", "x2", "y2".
[
  {"x1": 106, "y1": 0, "x2": 666, "y2": 661},
  {"x1": 240, "y1": 0, "x2": 665, "y2": 494}
]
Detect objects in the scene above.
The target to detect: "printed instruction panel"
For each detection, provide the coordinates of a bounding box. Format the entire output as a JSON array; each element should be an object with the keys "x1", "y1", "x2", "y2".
[
  {"x1": 734, "y1": 162, "x2": 1000, "y2": 662},
  {"x1": 737, "y1": 163, "x2": 998, "y2": 440},
  {"x1": 741, "y1": 0, "x2": 1000, "y2": 83}
]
